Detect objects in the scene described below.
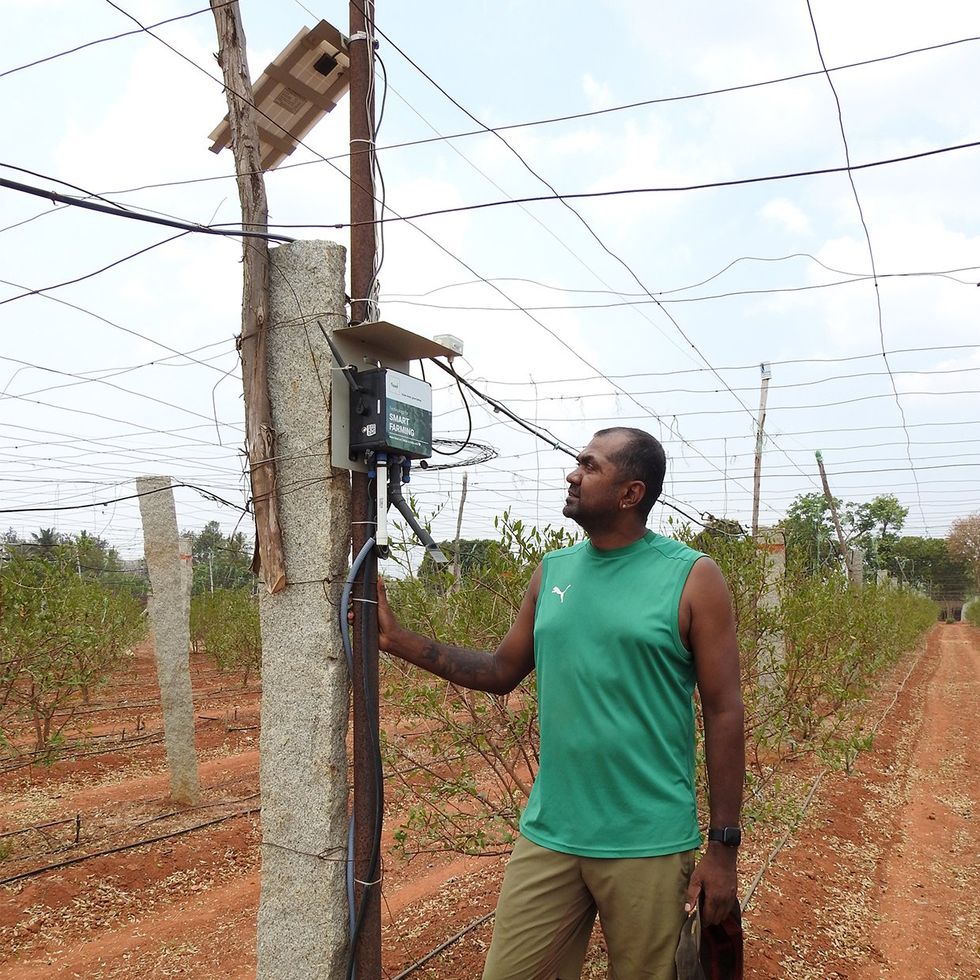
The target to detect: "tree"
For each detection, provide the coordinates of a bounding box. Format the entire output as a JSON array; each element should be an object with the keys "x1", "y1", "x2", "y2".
[
  {"x1": 886, "y1": 536, "x2": 971, "y2": 601},
  {"x1": 30, "y1": 527, "x2": 63, "y2": 557},
  {"x1": 948, "y1": 513, "x2": 980, "y2": 592},
  {"x1": 781, "y1": 492, "x2": 907, "y2": 576},
  {"x1": 184, "y1": 521, "x2": 254, "y2": 594}
]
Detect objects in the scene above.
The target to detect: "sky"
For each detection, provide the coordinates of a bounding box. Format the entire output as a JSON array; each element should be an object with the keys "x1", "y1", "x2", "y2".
[{"x1": 2, "y1": 0, "x2": 979, "y2": 562}]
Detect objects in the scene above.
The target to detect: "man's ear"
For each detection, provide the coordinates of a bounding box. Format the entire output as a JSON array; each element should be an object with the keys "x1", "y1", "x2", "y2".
[{"x1": 622, "y1": 480, "x2": 646, "y2": 510}]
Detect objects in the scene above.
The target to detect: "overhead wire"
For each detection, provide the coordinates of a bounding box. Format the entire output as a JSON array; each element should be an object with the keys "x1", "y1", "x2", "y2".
[
  {"x1": 9, "y1": 33, "x2": 977, "y2": 203},
  {"x1": 804, "y1": 0, "x2": 930, "y2": 535},
  {"x1": 0, "y1": 481, "x2": 248, "y2": 515},
  {"x1": 11, "y1": 5, "x2": 976, "y2": 540},
  {"x1": 0, "y1": 0, "x2": 240, "y2": 80},
  {"x1": 0, "y1": 175, "x2": 295, "y2": 244},
  {"x1": 271, "y1": 137, "x2": 980, "y2": 229},
  {"x1": 341, "y1": 3, "x2": 790, "y2": 513},
  {"x1": 381, "y1": 269, "x2": 980, "y2": 312}
]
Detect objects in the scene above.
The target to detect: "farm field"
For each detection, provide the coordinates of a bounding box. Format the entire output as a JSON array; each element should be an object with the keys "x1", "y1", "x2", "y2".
[{"x1": 1, "y1": 623, "x2": 978, "y2": 979}]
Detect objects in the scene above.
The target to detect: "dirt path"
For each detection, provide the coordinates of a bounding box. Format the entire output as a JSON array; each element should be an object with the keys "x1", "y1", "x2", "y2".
[{"x1": 745, "y1": 623, "x2": 980, "y2": 979}]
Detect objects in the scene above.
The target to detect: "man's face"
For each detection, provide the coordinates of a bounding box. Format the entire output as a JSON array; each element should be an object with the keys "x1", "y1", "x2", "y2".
[{"x1": 563, "y1": 432, "x2": 634, "y2": 527}]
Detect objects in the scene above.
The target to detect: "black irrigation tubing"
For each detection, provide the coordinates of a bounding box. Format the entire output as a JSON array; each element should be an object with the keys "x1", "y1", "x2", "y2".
[
  {"x1": 391, "y1": 911, "x2": 497, "y2": 979},
  {"x1": 2, "y1": 793, "x2": 262, "y2": 868},
  {"x1": 0, "y1": 703, "x2": 259, "y2": 773},
  {"x1": 0, "y1": 730, "x2": 167, "y2": 775},
  {"x1": 49, "y1": 684, "x2": 262, "y2": 717},
  {"x1": 0, "y1": 806, "x2": 261, "y2": 888},
  {"x1": 0, "y1": 816, "x2": 76, "y2": 841}
]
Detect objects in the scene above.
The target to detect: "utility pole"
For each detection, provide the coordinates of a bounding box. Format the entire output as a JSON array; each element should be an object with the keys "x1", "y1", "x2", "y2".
[
  {"x1": 210, "y1": 5, "x2": 352, "y2": 977},
  {"x1": 815, "y1": 450, "x2": 849, "y2": 580},
  {"x1": 348, "y1": 1, "x2": 382, "y2": 976},
  {"x1": 751, "y1": 362, "x2": 771, "y2": 538}
]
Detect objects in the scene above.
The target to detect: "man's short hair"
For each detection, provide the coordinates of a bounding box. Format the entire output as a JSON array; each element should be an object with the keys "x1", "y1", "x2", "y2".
[{"x1": 596, "y1": 427, "x2": 666, "y2": 520}]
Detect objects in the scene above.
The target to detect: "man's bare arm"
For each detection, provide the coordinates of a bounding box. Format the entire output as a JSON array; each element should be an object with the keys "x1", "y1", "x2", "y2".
[
  {"x1": 682, "y1": 556, "x2": 745, "y2": 924},
  {"x1": 375, "y1": 566, "x2": 540, "y2": 695}
]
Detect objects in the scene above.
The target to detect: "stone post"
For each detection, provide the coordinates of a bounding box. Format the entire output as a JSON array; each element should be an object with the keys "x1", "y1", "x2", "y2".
[
  {"x1": 256, "y1": 240, "x2": 352, "y2": 979},
  {"x1": 137, "y1": 477, "x2": 201, "y2": 805},
  {"x1": 757, "y1": 527, "x2": 786, "y2": 688}
]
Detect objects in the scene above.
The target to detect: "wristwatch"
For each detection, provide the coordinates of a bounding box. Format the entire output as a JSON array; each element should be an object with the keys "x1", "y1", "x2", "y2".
[{"x1": 707, "y1": 826, "x2": 741, "y2": 847}]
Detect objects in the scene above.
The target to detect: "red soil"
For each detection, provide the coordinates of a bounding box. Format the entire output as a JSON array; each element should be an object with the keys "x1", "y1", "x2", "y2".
[{"x1": 1, "y1": 625, "x2": 977, "y2": 978}]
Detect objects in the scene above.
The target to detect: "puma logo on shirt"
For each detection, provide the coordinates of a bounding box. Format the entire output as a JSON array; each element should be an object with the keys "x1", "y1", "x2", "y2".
[{"x1": 551, "y1": 584, "x2": 572, "y2": 603}]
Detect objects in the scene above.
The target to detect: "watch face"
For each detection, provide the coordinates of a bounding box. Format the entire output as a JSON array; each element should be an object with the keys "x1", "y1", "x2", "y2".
[{"x1": 710, "y1": 827, "x2": 741, "y2": 846}]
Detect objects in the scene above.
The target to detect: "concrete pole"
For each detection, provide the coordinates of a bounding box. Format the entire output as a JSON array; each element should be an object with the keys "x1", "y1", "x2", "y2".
[
  {"x1": 137, "y1": 477, "x2": 201, "y2": 805},
  {"x1": 178, "y1": 535, "x2": 193, "y2": 621},
  {"x1": 846, "y1": 545, "x2": 865, "y2": 588},
  {"x1": 756, "y1": 527, "x2": 786, "y2": 689},
  {"x1": 815, "y1": 450, "x2": 849, "y2": 580},
  {"x1": 256, "y1": 240, "x2": 352, "y2": 980}
]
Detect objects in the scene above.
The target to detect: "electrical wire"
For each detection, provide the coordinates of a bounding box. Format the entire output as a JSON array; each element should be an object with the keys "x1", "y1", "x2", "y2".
[
  {"x1": 0, "y1": 175, "x2": 295, "y2": 243},
  {"x1": 380, "y1": 269, "x2": 979, "y2": 312},
  {"x1": 18, "y1": 33, "x2": 978, "y2": 201},
  {"x1": 0, "y1": 481, "x2": 247, "y2": 515},
  {"x1": 268, "y1": 137, "x2": 980, "y2": 230}
]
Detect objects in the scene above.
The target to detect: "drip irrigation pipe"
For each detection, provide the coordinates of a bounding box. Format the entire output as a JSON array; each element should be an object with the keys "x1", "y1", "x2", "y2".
[
  {"x1": 0, "y1": 806, "x2": 260, "y2": 887},
  {"x1": 391, "y1": 911, "x2": 496, "y2": 979}
]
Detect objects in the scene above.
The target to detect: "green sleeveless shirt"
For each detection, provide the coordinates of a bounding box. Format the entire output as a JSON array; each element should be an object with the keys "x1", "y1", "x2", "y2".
[{"x1": 519, "y1": 531, "x2": 704, "y2": 858}]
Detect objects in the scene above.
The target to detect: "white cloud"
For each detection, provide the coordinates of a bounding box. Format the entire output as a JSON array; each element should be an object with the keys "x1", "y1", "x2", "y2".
[
  {"x1": 760, "y1": 198, "x2": 812, "y2": 234},
  {"x1": 582, "y1": 73, "x2": 613, "y2": 111}
]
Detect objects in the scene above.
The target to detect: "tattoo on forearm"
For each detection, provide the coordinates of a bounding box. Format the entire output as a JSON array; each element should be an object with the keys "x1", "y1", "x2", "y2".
[{"x1": 419, "y1": 640, "x2": 498, "y2": 690}]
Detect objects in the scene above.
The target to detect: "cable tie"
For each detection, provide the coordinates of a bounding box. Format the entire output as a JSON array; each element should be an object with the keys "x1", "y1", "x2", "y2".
[
  {"x1": 349, "y1": 138, "x2": 376, "y2": 146},
  {"x1": 348, "y1": 31, "x2": 372, "y2": 42},
  {"x1": 351, "y1": 597, "x2": 378, "y2": 605},
  {"x1": 354, "y1": 876, "x2": 383, "y2": 886}
]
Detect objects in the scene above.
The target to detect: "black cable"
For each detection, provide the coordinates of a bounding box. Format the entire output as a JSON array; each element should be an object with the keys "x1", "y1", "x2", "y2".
[
  {"x1": 266, "y1": 137, "x2": 980, "y2": 230},
  {"x1": 347, "y1": 477, "x2": 383, "y2": 980},
  {"x1": 0, "y1": 176, "x2": 295, "y2": 243},
  {"x1": 420, "y1": 439, "x2": 497, "y2": 471},
  {"x1": 432, "y1": 373, "x2": 472, "y2": 455},
  {"x1": 12, "y1": 33, "x2": 977, "y2": 198},
  {"x1": 426, "y1": 358, "x2": 577, "y2": 458},
  {"x1": 0, "y1": 482, "x2": 248, "y2": 515}
]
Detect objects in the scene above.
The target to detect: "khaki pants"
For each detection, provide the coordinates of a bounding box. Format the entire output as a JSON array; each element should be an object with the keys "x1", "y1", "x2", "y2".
[{"x1": 483, "y1": 836, "x2": 695, "y2": 980}]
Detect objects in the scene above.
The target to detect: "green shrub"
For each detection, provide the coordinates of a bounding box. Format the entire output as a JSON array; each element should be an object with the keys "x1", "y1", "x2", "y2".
[
  {"x1": 381, "y1": 515, "x2": 938, "y2": 856},
  {"x1": 382, "y1": 512, "x2": 574, "y2": 856},
  {"x1": 0, "y1": 555, "x2": 145, "y2": 755},
  {"x1": 193, "y1": 589, "x2": 261, "y2": 686}
]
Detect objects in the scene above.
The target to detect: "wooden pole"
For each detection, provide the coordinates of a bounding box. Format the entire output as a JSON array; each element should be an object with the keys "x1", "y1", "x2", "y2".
[
  {"x1": 450, "y1": 472, "x2": 468, "y2": 590},
  {"x1": 348, "y1": 1, "x2": 382, "y2": 976},
  {"x1": 751, "y1": 362, "x2": 771, "y2": 538},
  {"x1": 210, "y1": 0, "x2": 286, "y2": 594},
  {"x1": 815, "y1": 450, "x2": 849, "y2": 579}
]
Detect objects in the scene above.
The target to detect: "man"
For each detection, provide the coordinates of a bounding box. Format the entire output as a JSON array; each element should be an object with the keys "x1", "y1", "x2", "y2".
[{"x1": 375, "y1": 427, "x2": 744, "y2": 979}]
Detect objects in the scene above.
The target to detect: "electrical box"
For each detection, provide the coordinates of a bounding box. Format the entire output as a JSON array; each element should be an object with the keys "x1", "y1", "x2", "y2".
[
  {"x1": 329, "y1": 321, "x2": 460, "y2": 472},
  {"x1": 348, "y1": 367, "x2": 433, "y2": 460}
]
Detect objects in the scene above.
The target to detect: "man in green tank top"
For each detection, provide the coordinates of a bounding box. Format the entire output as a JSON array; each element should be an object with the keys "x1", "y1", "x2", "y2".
[{"x1": 375, "y1": 428, "x2": 745, "y2": 979}]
